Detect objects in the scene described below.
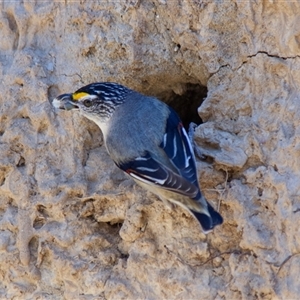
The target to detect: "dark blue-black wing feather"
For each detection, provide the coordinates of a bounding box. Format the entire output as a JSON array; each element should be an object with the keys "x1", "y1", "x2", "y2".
[
  {"x1": 160, "y1": 107, "x2": 201, "y2": 196},
  {"x1": 118, "y1": 152, "x2": 199, "y2": 198},
  {"x1": 117, "y1": 107, "x2": 201, "y2": 199}
]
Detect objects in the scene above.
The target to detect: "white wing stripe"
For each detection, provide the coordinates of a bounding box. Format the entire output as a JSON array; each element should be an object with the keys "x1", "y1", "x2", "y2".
[
  {"x1": 130, "y1": 172, "x2": 167, "y2": 185},
  {"x1": 136, "y1": 166, "x2": 159, "y2": 172},
  {"x1": 172, "y1": 135, "x2": 177, "y2": 159},
  {"x1": 163, "y1": 133, "x2": 167, "y2": 148},
  {"x1": 135, "y1": 157, "x2": 148, "y2": 161},
  {"x1": 181, "y1": 127, "x2": 194, "y2": 168}
]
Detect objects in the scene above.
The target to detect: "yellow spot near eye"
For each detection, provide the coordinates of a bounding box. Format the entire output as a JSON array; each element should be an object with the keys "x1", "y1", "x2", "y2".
[{"x1": 72, "y1": 92, "x2": 89, "y2": 101}]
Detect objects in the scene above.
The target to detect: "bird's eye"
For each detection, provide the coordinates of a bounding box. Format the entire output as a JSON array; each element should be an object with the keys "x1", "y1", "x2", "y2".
[{"x1": 83, "y1": 99, "x2": 93, "y2": 107}]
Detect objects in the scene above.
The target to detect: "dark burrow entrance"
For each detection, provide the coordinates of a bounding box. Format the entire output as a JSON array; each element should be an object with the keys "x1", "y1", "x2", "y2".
[{"x1": 159, "y1": 83, "x2": 207, "y2": 130}]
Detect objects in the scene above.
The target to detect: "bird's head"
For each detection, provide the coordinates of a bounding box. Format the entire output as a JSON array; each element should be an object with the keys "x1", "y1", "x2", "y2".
[{"x1": 52, "y1": 82, "x2": 131, "y2": 121}]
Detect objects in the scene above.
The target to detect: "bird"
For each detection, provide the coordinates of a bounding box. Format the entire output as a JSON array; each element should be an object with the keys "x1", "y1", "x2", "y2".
[{"x1": 52, "y1": 82, "x2": 223, "y2": 233}]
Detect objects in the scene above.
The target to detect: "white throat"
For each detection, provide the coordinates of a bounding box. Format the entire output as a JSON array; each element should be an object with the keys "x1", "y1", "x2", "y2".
[{"x1": 83, "y1": 113, "x2": 110, "y2": 140}]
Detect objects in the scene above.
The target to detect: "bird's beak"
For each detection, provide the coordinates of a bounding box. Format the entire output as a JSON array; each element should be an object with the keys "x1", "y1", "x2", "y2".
[{"x1": 52, "y1": 93, "x2": 79, "y2": 111}]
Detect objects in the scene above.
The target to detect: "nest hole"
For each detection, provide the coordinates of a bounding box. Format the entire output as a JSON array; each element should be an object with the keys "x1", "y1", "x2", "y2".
[{"x1": 159, "y1": 83, "x2": 207, "y2": 130}]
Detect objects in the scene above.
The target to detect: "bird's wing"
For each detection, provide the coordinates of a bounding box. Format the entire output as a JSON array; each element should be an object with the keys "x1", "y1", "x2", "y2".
[
  {"x1": 160, "y1": 107, "x2": 199, "y2": 187},
  {"x1": 117, "y1": 107, "x2": 200, "y2": 199},
  {"x1": 117, "y1": 151, "x2": 199, "y2": 198}
]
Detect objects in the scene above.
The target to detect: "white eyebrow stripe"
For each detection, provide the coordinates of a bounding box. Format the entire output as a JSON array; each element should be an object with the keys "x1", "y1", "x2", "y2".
[{"x1": 78, "y1": 95, "x2": 98, "y2": 101}]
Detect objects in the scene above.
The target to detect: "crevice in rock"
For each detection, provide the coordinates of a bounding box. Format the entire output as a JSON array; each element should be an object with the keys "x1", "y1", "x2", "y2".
[
  {"x1": 237, "y1": 51, "x2": 300, "y2": 72},
  {"x1": 59, "y1": 73, "x2": 83, "y2": 82},
  {"x1": 83, "y1": 46, "x2": 97, "y2": 58},
  {"x1": 0, "y1": 171, "x2": 6, "y2": 187},
  {"x1": 107, "y1": 222, "x2": 124, "y2": 229},
  {"x1": 33, "y1": 205, "x2": 48, "y2": 229},
  {"x1": 210, "y1": 64, "x2": 230, "y2": 77},
  {"x1": 104, "y1": 221, "x2": 124, "y2": 237},
  {"x1": 3, "y1": 11, "x2": 19, "y2": 50},
  {"x1": 28, "y1": 236, "x2": 39, "y2": 263},
  {"x1": 213, "y1": 51, "x2": 300, "y2": 78},
  {"x1": 17, "y1": 156, "x2": 25, "y2": 167},
  {"x1": 247, "y1": 51, "x2": 300, "y2": 61},
  {"x1": 119, "y1": 252, "x2": 129, "y2": 260}
]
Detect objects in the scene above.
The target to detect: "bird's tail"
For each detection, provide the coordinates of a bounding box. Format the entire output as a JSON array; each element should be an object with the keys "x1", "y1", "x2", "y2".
[{"x1": 192, "y1": 201, "x2": 223, "y2": 233}]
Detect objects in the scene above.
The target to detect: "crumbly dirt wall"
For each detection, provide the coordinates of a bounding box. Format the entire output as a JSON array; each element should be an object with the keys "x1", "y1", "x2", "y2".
[{"x1": 1, "y1": 1, "x2": 300, "y2": 299}]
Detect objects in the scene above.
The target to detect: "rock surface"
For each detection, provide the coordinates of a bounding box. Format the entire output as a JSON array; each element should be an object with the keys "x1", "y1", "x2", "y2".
[{"x1": 1, "y1": 1, "x2": 300, "y2": 299}]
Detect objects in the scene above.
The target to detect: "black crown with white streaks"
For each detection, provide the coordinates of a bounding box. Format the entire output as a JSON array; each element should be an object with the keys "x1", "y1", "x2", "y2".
[
  {"x1": 75, "y1": 82, "x2": 133, "y2": 119},
  {"x1": 76, "y1": 82, "x2": 132, "y2": 104}
]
